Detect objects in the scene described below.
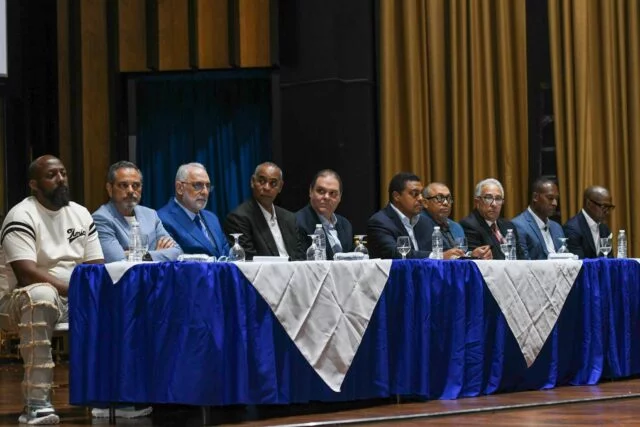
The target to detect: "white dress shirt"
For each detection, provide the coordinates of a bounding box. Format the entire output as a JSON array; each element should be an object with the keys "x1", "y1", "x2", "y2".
[
  {"x1": 390, "y1": 204, "x2": 420, "y2": 250},
  {"x1": 257, "y1": 202, "x2": 289, "y2": 257},
  {"x1": 582, "y1": 209, "x2": 601, "y2": 252},
  {"x1": 528, "y1": 207, "x2": 555, "y2": 254}
]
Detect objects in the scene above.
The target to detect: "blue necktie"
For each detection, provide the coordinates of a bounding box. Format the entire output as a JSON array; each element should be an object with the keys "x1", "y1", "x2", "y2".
[{"x1": 194, "y1": 214, "x2": 218, "y2": 254}]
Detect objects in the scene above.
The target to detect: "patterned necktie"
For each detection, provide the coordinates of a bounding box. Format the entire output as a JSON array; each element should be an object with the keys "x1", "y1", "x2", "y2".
[{"x1": 491, "y1": 223, "x2": 504, "y2": 243}]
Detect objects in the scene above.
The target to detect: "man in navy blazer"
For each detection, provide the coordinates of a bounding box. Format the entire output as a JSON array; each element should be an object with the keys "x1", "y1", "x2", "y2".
[
  {"x1": 367, "y1": 173, "x2": 466, "y2": 259},
  {"x1": 460, "y1": 178, "x2": 526, "y2": 260},
  {"x1": 158, "y1": 163, "x2": 229, "y2": 258},
  {"x1": 512, "y1": 178, "x2": 565, "y2": 260},
  {"x1": 93, "y1": 161, "x2": 182, "y2": 263},
  {"x1": 563, "y1": 185, "x2": 614, "y2": 259},
  {"x1": 296, "y1": 169, "x2": 354, "y2": 259},
  {"x1": 420, "y1": 182, "x2": 492, "y2": 259}
]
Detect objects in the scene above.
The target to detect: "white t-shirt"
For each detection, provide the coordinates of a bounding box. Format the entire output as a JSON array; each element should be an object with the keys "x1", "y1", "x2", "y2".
[{"x1": 0, "y1": 196, "x2": 104, "y2": 296}]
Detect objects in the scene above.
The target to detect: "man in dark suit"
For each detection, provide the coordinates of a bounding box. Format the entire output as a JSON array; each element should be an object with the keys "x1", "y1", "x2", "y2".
[
  {"x1": 158, "y1": 163, "x2": 230, "y2": 258},
  {"x1": 512, "y1": 178, "x2": 565, "y2": 260},
  {"x1": 421, "y1": 182, "x2": 492, "y2": 259},
  {"x1": 563, "y1": 185, "x2": 614, "y2": 259},
  {"x1": 223, "y1": 162, "x2": 304, "y2": 260},
  {"x1": 460, "y1": 178, "x2": 526, "y2": 260},
  {"x1": 367, "y1": 173, "x2": 466, "y2": 259},
  {"x1": 296, "y1": 169, "x2": 353, "y2": 259}
]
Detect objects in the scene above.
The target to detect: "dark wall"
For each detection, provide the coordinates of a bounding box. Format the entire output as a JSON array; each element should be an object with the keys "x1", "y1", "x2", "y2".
[
  {"x1": 4, "y1": 0, "x2": 59, "y2": 207},
  {"x1": 276, "y1": 0, "x2": 379, "y2": 235}
]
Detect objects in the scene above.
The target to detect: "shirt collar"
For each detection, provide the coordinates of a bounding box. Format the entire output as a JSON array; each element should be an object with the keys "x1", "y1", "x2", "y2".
[
  {"x1": 390, "y1": 203, "x2": 420, "y2": 227},
  {"x1": 175, "y1": 197, "x2": 197, "y2": 221},
  {"x1": 424, "y1": 211, "x2": 449, "y2": 230},
  {"x1": 257, "y1": 202, "x2": 277, "y2": 224},
  {"x1": 318, "y1": 212, "x2": 338, "y2": 228},
  {"x1": 582, "y1": 209, "x2": 599, "y2": 229},
  {"x1": 527, "y1": 206, "x2": 549, "y2": 230}
]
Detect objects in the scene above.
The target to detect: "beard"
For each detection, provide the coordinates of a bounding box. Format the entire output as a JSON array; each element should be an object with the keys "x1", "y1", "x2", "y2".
[{"x1": 43, "y1": 185, "x2": 71, "y2": 208}]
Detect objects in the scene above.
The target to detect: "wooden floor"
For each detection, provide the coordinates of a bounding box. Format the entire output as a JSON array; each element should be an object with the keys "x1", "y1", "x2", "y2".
[{"x1": 1, "y1": 362, "x2": 640, "y2": 426}]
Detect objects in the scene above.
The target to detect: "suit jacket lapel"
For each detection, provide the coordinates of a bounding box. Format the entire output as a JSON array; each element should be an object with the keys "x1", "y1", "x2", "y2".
[
  {"x1": 526, "y1": 210, "x2": 548, "y2": 256},
  {"x1": 172, "y1": 201, "x2": 213, "y2": 252},
  {"x1": 385, "y1": 205, "x2": 416, "y2": 249},
  {"x1": 578, "y1": 214, "x2": 597, "y2": 256},
  {"x1": 251, "y1": 199, "x2": 279, "y2": 256}
]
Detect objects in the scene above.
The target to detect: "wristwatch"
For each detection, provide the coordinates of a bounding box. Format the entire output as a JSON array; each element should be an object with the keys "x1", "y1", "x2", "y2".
[{"x1": 142, "y1": 252, "x2": 152, "y2": 261}]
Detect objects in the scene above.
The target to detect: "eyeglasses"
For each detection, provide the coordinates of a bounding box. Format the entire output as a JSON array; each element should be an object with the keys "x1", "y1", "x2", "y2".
[
  {"x1": 181, "y1": 181, "x2": 212, "y2": 192},
  {"x1": 478, "y1": 195, "x2": 505, "y2": 205},
  {"x1": 114, "y1": 181, "x2": 142, "y2": 191},
  {"x1": 425, "y1": 194, "x2": 453, "y2": 204},
  {"x1": 588, "y1": 198, "x2": 615, "y2": 211}
]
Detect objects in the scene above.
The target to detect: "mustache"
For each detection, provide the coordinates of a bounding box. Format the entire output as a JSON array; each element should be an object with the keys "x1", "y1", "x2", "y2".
[{"x1": 43, "y1": 184, "x2": 70, "y2": 208}]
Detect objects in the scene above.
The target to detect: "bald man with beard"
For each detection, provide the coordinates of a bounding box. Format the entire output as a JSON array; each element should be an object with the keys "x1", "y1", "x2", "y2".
[{"x1": 0, "y1": 155, "x2": 104, "y2": 424}]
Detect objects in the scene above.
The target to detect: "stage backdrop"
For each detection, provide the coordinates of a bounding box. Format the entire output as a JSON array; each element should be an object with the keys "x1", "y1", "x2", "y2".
[{"x1": 134, "y1": 71, "x2": 272, "y2": 220}]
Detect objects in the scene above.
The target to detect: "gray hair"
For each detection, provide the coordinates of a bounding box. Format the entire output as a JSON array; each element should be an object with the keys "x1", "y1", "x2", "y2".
[
  {"x1": 474, "y1": 178, "x2": 504, "y2": 197},
  {"x1": 107, "y1": 161, "x2": 142, "y2": 183},
  {"x1": 175, "y1": 162, "x2": 207, "y2": 182},
  {"x1": 422, "y1": 182, "x2": 448, "y2": 198},
  {"x1": 253, "y1": 162, "x2": 283, "y2": 180}
]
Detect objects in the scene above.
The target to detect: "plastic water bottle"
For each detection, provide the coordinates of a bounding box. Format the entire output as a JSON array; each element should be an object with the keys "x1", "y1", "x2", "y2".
[
  {"x1": 128, "y1": 220, "x2": 143, "y2": 262},
  {"x1": 432, "y1": 226, "x2": 443, "y2": 260},
  {"x1": 617, "y1": 230, "x2": 627, "y2": 258},
  {"x1": 313, "y1": 224, "x2": 326, "y2": 260},
  {"x1": 506, "y1": 229, "x2": 516, "y2": 260}
]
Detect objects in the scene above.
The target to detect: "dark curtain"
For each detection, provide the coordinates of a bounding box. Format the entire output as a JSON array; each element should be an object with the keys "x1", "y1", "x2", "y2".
[{"x1": 135, "y1": 71, "x2": 272, "y2": 220}]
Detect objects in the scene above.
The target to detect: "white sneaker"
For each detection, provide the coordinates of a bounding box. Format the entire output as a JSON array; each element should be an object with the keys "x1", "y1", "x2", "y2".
[
  {"x1": 18, "y1": 406, "x2": 60, "y2": 425},
  {"x1": 91, "y1": 406, "x2": 153, "y2": 419}
]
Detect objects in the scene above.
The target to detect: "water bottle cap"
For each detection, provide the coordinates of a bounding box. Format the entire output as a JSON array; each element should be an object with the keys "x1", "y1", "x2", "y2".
[
  {"x1": 434, "y1": 226, "x2": 440, "y2": 230},
  {"x1": 316, "y1": 224, "x2": 322, "y2": 228}
]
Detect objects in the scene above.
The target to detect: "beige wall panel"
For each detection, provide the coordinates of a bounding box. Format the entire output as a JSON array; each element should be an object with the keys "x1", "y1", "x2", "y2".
[
  {"x1": 237, "y1": 0, "x2": 270, "y2": 67},
  {"x1": 158, "y1": 0, "x2": 190, "y2": 70},
  {"x1": 118, "y1": 0, "x2": 148, "y2": 72},
  {"x1": 196, "y1": 0, "x2": 229, "y2": 69},
  {"x1": 80, "y1": 0, "x2": 111, "y2": 211}
]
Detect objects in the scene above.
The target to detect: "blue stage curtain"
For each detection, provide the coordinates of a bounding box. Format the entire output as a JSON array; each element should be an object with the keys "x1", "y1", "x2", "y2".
[{"x1": 135, "y1": 71, "x2": 272, "y2": 220}]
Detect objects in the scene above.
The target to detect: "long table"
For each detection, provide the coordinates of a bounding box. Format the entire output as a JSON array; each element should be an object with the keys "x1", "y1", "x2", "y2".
[{"x1": 68, "y1": 258, "x2": 640, "y2": 407}]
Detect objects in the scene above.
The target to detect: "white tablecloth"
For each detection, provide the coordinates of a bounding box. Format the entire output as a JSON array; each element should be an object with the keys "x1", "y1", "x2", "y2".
[{"x1": 473, "y1": 260, "x2": 582, "y2": 366}]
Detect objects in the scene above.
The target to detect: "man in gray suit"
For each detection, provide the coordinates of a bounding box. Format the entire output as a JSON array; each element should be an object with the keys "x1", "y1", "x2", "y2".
[
  {"x1": 93, "y1": 161, "x2": 182, "y2": 263},
  {"x1": 512, "y1": 178, "x2": 565, "y2": 260}
]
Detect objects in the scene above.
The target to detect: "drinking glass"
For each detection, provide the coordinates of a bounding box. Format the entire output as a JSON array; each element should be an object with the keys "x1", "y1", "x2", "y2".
[
  {"x1": 557, "y1": 237, "x2": 569, "y2": 254},
  {"x1": 500, "y1": 243, "x2": 512, "y2": 259},
  {"x1": 599, "y1": 237, "x2": 612, "y2": 257},
  {"x1": 354, "y1": 235, "x2": 369, "y2": 258},
  {"x1": 228, "y1": 233, "x2": 246, "y2": 262},
  {"x1": 396, "y1": 236, "x2": 411, "y2": 260},
  {"x1": 455, "y1": 236, "x2": 468, "y2": 254},
  {"x1": 306, "y1": 234, "x2": 319, "y2": 260}
]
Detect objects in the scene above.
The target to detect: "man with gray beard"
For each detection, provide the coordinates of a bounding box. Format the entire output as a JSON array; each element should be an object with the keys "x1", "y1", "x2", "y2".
[{"x1": 158, "y1": 162, "x2": 229, "y2": 257}]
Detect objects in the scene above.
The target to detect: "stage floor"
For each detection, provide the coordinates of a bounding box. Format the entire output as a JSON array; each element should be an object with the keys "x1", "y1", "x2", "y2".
[{"x1": 1, "y1": 363, "x2": 639, "y2": 426}]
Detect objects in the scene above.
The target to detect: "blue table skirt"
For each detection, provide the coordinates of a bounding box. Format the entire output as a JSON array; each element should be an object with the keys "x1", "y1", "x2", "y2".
[{"x1": 68, "y1": 258, "x2": 640, "y2": 406}]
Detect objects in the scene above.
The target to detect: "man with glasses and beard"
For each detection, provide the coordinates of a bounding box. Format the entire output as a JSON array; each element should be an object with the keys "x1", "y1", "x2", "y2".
[
  {"x1": 460, "y1": 178, "x2": 526, "y2": 260},
  {"x1": 0, "y1": 155, "x2": 104, "y2": 424},
  {"x1": 563, "y1": 185, "x2": 614, "y2": 259},
  {"x1": 93, "y1": 161, "x2": 182, "y2": 263},
  {"x1": 158, "y1": 163, "x2": 229, "y2": 257},
  {"x1": 421, "y1": 182, "x2": 492, "y2": 259}
]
